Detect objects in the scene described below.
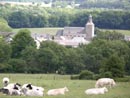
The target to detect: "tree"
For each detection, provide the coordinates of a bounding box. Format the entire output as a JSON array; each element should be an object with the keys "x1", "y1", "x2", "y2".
[
  {"x1": 29, "y1": 14, "x2": 48, "y2": 27},
  {"x1": 94, "y1": 30, "x2": 125, "y2": 41},
  {"x1": 48, "y1": 15, "x2": 59, "y2": 27},
  {"x1": 94, "y1": 11, "x2": 124, "y2": 29},
  {"x1": 0, "y1": 38, "x2": 11, "y2": 63},
  {"x1": 0, "y1": 17, "x2": 12, "y2": 32},
  {"x1": 21, "y1": 46, "x2": 39, "y2": 73},
  {"x1": 8, "y1": 59, "x2": 27, "y2": 73},
  {"x1": 100, "y1": 54, "x2": 125, "y2": 77},
  {"x1": 37, "y1": 47, "x2": 59, "y2": 73},
  {"x1": 40, "y1": 41, "x2": 69, "y2": 74},
  {"x1": 63, "y1": 49, "x2": 84, "y2": 74},
  {"x1": 8, "y1": 11, "x2": 30, "y2": 28},
  {"x1": 82, "y1": 38, "x2": 130, "y2": 75},
  {"x1": 11, "y1": 29, "x2": 36, "y2": 58},
  {"x1": 58, "y1": 14, "x2": 70, "y2": 27},
  {"x1": 70, "y1": 11, "x2": 88, "y2": 27}
]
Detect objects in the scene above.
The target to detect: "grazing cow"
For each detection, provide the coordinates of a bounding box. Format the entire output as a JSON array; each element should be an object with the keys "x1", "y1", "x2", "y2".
[
  {"x1": 47, "y1": 86, "x2": 69, "y2": 96},
  {"x1": 95, "y1": 78, "x2": 116, "y2": 88},
  {"x1": 85, "y1": 87, "x2": 108, "y2": 95},
  {"x1": 2, "y1": 77, "x2": 9, "y2": 87},
  {"x1": 21, "y1": 84, "x2": 44, "y2": 96}
]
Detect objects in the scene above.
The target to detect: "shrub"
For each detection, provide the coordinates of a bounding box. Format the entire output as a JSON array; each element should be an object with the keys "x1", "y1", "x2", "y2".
[
  {"x1": 114, "y1": 77, "x2": 130, "y2": 82},
  {"x1": 79, "y1": 70, "x2": 94, "y2": 80},
  {"x1": 8, "y1": 59, "x2": 27, "y2": 73},
  {"x1": 70, "y1": 75, "x2": 79, "y2": 80},
  {"x1": 93, "y1": 74, "x2": 101, "y2": 80},
  {"x1": 99, "y1": 71, "x2": 113, "y2": 78},
  {"x1": 0, "y1": 63, "x2": 12, "y2": 73}
]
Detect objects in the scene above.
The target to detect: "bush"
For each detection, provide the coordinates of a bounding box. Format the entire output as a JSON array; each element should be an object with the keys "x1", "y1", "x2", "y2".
[
  {"x1": 0, "y1": 18, "x2": 12, "y2": 32},
  {"x1": 93, "y1": 74, "x2": 101, "y2": 80},
  {"x1": 8, "y1": 59, "x2": 27, "y2": 73},
  {"x1": 70, "y1": 75, "x2": 79, "y2": 80},
  {"x1": 79, "y1": 70, "x2": 94, "y2": 80},
  {"x1": 114, "y1": 77, "x2": 130, "y2": 82},
  {"x1": 99, "y1": 71, "x2": 113, "y2": 78},
  {"x1": 0, "y1": 63, "x2": 12, "y2": 73}
]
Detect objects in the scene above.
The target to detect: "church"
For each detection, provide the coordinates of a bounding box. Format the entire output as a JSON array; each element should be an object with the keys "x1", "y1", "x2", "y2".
[{"x1": 54, "y1": 14, "x2": 95, "y2": 47}]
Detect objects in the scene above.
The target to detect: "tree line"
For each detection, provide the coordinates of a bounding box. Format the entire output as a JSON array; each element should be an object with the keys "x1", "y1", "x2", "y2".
[
  {"x1": 0, "y1": 28, "x2": 130, "y2": 78},
  {"x1": 1, "y1": 0, "x2": 130, "y2": 10},
  {"x1": 79, "y1": 0, "x2": 130, "y2": 10},
  {"x1": 0, "y1": 5, "x2": 130, "y2": 30}
]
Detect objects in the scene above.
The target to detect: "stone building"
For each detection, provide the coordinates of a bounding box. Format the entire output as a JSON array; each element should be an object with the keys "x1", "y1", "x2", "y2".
[
  {"x1": 55, "y1": 14, "x2": 94, "y2": 41},
  {"x1": 54, "y1": 14, "x2": 95, "y2": 47}
]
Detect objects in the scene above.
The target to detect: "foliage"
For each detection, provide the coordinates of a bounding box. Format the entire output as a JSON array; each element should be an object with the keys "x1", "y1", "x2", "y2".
[
  {"x1": 37, "y1": 47, "x2": 59, "y2": 73},
  {"x1": 1, "y1": 0, "x2": 130, "y2": 10},
  {"x1": 114, "y1": 76, "x2": 130, "y2": 82},
  {"x1": 79, "y1": 0, "x2": 130, "y2": 10},
  {"x1": 63, "y1": 48, "x2": 84, "y2": 74},
  {"x1": 94, "y1": 30, "x2": 125, "y2": 40},
  {"x1": 79, "y1": 70, "x2": 94, "y2": 80},
  {"x1": 101, "y1": 71, "x2": 113, "y2": 78},
  {"x1": 0, "y1": 39, "x2": 11, "y2": 63},
  {"x1": 8, "y1": 59, "x2": 27, "y2": 73},
  {"x1": 0, "y1": 17, "x2": 12, "y2": 32},
  {"x1": 1, "y1": 5, "x2": 130, "y2": 30},
  {"x1": 0, "y1": 63, "x2": 12, "y2": 73},
  {"x1": 11, "y1": 29, "x2": 36, "y2": 58},
  {"x1": 70, "y1": 75, "x2": 79, "y2": 80},
  {"x1": 100, "y1": 54, "x2": 125, "y2": 78}
]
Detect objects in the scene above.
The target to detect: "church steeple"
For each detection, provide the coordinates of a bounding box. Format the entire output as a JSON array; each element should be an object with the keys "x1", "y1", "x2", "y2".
[
  {"x1": 85, "y1": 14, "x2": 95, "y2": 41},
  {"x1": 88, "y1": 14, "x2": 93, "y2": 23}
]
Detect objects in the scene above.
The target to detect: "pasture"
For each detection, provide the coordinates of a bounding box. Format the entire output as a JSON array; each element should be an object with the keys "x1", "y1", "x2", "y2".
[
  {"x1": 101, "y1": 29, "x2": 130, "y2": 36},
  {"x1": 13, "y1": 28, "x2": 130, "y2": 36},
  {"x1": 0, "y1": 74, "x2": 130, "y2": 98},
  {"x1": 13, "y1": 28, "x2": 63, "y2": 35}
]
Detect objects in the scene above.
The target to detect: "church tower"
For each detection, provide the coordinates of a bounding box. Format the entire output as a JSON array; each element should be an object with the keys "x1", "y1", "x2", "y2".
[{"x1": 85, "y1": 14, "x2": 95, "y2": 41}]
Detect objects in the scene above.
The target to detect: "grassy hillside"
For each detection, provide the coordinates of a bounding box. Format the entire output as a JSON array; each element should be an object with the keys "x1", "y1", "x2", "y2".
[{"x1": 0, "y1": 74, "x2": 130, "y2": 98}]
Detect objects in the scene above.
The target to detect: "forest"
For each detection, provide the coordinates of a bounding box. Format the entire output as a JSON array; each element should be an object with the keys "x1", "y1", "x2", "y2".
[
  {"x1": 0, "y1": 0, "x2": 130, "y2": 9},
  {"x1": 0, "y1": 5, "x2": 130, "y2": 30}
]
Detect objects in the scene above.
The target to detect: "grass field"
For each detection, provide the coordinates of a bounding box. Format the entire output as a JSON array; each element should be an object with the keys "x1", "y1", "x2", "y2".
[
  {"x1": 13, "y1": 28, "x2": 130, "y2": 36},
  {"x1": 0, "y1": 74, "x2": 130, "y2": 98},
  {"x1": 101, "y1": 29, "x2": 130, "y2": 36},
  {"x1": 13, "y1": 28, "x2": 63, "y2": 35}
]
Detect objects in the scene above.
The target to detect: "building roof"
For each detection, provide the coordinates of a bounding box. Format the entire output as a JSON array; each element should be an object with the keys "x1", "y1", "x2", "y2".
[
  {"x1": 56, "y1": 30, "x2": 63, "y2": 36},
  {"x1": 63, "y1": 27, "x2": 84, "y2": 35}
]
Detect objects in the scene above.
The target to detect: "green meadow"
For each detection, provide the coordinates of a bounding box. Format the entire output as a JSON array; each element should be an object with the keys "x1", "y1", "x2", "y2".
[
  {"x1": 0, "y1": 74, "x2": 130, "y2": 98},
  {"x1": 12, "y1": 28, "x2": 63, "y2": 35},
  {"x1": 13, "y1": 28, "x2": 130, "y2": 36},
  {"x1": 101, "y1": 29, "x2": 130, "y2": 36}
]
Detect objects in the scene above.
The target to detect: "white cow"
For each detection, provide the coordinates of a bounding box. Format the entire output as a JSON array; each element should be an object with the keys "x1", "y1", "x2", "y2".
[
  {"x1": 21, "y1": 84, "x2": 44, "y2": 96},
  {"x1": 85, "y1": 87, "x2": 108, "y2": 95},
  {"x1": 95, "y1": 78, "x2": 116, "y2": 88},
  {"x1": 47, "y1": 87, "x2": 69, "y2": 96}
]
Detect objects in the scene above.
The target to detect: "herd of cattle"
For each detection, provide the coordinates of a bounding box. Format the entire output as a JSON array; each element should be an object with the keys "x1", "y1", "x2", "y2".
[{"x1": 0, "y1": 77, "x2": 116, "y2": 96}]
